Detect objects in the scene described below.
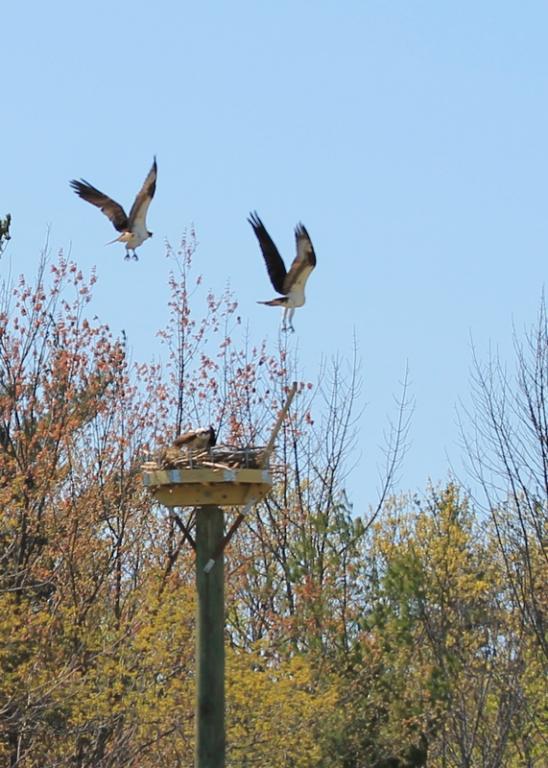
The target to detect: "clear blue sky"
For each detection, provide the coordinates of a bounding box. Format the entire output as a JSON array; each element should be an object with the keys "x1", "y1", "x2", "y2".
[{"x1": 3, "y1": 2, "x2": 548, "y2": 513}]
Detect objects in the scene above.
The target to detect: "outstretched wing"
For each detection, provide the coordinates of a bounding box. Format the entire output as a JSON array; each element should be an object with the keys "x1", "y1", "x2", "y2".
[
  {"x1": 128, "y1": 157, "x2": 157, "y2": 233},
  {"x1": 284, "y1": 223, "x2": 316, "y2": 294},
  {"x1": 70, "y1": 179, "x2": 129, "y2": 233},
  {"x1": 248, "y1": 211, "x2": 287, "y2": 295}
]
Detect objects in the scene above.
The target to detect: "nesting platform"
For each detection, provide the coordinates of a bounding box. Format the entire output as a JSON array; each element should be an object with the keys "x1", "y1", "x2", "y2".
[
  {"x1": 142, "y1": 446, "x2": 272, "y2": 507},
  {"x1": 142, "y1": 465, "x2": 271, "y2": 507},
  {"x1": 143, "y1": 382, "x2": 297, "y2": 509}
]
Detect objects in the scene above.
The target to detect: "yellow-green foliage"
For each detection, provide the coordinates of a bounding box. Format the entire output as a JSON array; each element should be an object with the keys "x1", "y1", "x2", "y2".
[
  {"x1": 227, "y1": 648, "x2": 339, "y2": 767},
  {"x1": 1, "y1": 254, "x2": 545, "y2": 767}
]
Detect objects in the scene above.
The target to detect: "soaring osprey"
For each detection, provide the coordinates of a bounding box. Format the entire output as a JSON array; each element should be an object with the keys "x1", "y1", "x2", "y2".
[
  {"x1": 173, "y1": 426, "x2": 217, "y2": 453},
  {"x1": 248, "y1": 211, "x2": 316, "y2": 332},
  {"x1": 70, "y1": 157, "x2": 157, "y2": 260}
]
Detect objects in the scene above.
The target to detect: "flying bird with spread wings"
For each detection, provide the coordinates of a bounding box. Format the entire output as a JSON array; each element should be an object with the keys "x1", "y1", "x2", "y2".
[
  {"x1": 70, "y1": 157, "x2": 157, "y2": 260},
  {"x1": 248, "y1": 211, "x2": 317, "y2": 332}
]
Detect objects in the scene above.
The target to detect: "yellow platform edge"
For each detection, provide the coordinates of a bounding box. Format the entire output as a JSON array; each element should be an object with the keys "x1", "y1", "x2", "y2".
[{"x1": 142, "y1": 468, "x2": 272, "y2": 508}]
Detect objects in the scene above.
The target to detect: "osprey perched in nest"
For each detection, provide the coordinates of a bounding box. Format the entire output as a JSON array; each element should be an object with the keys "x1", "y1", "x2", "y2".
[
  {"x1": 248, "y1": 211, "x2": 317, "y2": 332},
  {"x1": 70, "y1": 157, "x2": 157, "y2": 260},
  {"x1": 173, "y1": 426, "x2": 217, "y2": 453}
]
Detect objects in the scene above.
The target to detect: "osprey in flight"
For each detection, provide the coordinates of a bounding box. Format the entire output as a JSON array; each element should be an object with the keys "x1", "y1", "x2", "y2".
[
  {"x1": 173, "y1": 426, "x2": 217, "y2": 453},
  {"x1": 70, "y1": 157, "x2": 157, "y2": 260},
  {"x1": 248, "y1": 211, "x2": 316, "y2": 332}
]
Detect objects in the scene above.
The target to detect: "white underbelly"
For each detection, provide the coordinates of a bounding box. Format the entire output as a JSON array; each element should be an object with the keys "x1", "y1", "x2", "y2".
[
  {"x1": 121, "y1": 231, "x2": 147, "y2": 248},
  {"x1": 286, "y1": 288, "x2": 305, "y2": 308}
]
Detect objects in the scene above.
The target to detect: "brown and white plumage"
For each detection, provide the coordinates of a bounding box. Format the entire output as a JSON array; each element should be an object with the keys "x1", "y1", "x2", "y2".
[
  {"x1": 173, "y1": 426, "x2": 217, "y2": 453},
  {"x1": 70, "y1": 157, "x2": 157, "y2": 260},
  {"x1": 248, "y1": 211, "x2": 316, "y2": 332}
]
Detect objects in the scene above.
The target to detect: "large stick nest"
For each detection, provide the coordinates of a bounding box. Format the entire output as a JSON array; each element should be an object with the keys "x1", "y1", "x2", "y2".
[{"x1": 141, "y1": 444, "x2": 267, "y2": 472}]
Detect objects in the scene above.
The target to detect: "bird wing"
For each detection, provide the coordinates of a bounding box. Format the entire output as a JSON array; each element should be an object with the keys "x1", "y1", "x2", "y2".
[
  {"x1": 173, "y1": 427, "x2": 208, "y2": 448},
  {"x1": 173, "y1": 430, "x2": 196, "y2": 447},
  {"x1": 248, "y1": 211, "x2": 287, "y2": 294},
  {"x1": 283, "y1": 223, "x2": 316, "y2": 294},
  {"x1": 127, "y1": 157, "x2": 157, "y2": 234},
  {"x1": 70, "y1": 179, "x2": 129, "y2": 232}
]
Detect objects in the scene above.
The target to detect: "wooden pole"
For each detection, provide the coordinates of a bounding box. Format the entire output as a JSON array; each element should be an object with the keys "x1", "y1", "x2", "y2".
[{"x1": 195, "y1": 506, "x2": 225, "y2": 767}]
